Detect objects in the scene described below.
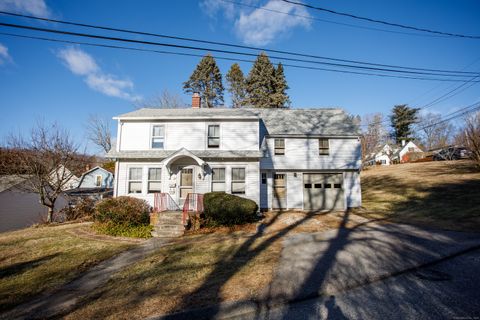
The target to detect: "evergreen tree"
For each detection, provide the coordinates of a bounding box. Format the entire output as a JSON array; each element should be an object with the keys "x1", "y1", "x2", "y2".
[
  {"x1": 245, "y1": 52, "x2": 276, "y2": 108},
  {"x1": 272, "y1": 63, "x2": 290, "y2": 108},
  {"x1": 226, "y1": 63, "x2": 247, "y2": 108},
  {"x1": 390, "y1": 104, "x2": 419, "y2": 144},
  {"x1": 183, "y1": 54, "x2": 224, "y2": 108}
]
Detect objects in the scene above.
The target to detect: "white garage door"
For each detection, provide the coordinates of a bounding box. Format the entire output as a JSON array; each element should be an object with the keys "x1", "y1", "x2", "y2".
[{"x1": 303, "y1": 173, "x2": 344, "y2": 211}]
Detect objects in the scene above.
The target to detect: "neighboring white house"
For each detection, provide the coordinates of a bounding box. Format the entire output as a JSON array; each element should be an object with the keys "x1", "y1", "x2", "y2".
[
  {"x1": 107, "y1": 101, "x2": 362, "y2": 212},
  {"x1": 77, "y1": 166, "x2": 114, "y2": 189},
  {"x1": 392, "y1": 141, "x2": 423, "y2": 163},
  {"x1": 49, "y1": 165, "x2": 80, "y2": 190},
  {"x1": 0, "y1": 175, "x2": 69, "y2": 233},
  {"x1": 365, "y1": 141, "x2": 423, "y2": 166}
]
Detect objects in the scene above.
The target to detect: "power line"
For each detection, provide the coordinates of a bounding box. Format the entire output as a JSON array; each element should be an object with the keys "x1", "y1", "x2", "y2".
[
  {"x1": 4, "y1": 31, "x2": 478, "y2": 83},
  {"x1": 0, "y1": 10, "x2": 478, "y2": 76},
  {"x1": 221, "y1": 0, "x2": 449, "y2": 38},
  {"x1": 0, "y1": 22, "x2": 478, "y2": 79},
  {"x1": 282, "y1": 0, "x2": 480, "y2": 40}
]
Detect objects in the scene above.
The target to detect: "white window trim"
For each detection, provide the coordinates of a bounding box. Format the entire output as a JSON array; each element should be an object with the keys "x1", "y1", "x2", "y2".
[
  {"x1": 127, "y1": 166, "x2": 143, "y2": 194},
  {"x1": 150, "y1": 123, "x2": 166, "y2": 150},
  {"x1": 231, "y1": 167, "x2": 247, "y2": 195},
  {"x1": 274, "y1": 138, "x2": 285, "y2": 156},
  {"x1": 319, "y1": 138, "x2": 330, "y2": 156},
  {"x1": 95, "y1": 175, "x2": 102, "y2": 187},
  {"x1": 147, "y1": 167, "x2": 162, "y2": 194},
  {"x1": 206, "y1": 123, "x2": 221, "y2": 149},
  {"x1": 211, "y1": 167, "x2": 226, "y2": 192}
]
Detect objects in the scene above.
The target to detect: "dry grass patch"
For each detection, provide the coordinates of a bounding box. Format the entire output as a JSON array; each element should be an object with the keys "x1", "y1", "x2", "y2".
[
  {"x1": 358, "y1": 160, "x2": 480, "y2": 231},
  {"x1": 65, "y1": 211, "x2": 348, "y2": 319},
  {"x1": 0, "y1": 223, "x2": 133, "y2": 311}
]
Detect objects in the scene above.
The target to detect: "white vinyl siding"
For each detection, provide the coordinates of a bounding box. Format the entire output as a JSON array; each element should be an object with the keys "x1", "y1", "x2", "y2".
[
  {"x1": 261, "y1": 138, "x2": 361, "y2": 170},
  {"x1": 119, "y1": 120, "x2": 258, "y2": 151}
]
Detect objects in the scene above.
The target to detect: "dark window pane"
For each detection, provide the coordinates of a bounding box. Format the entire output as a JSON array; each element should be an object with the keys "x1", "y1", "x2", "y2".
[
  {"x1": 314, "y1": 183, "x2": 322, "y2": 188},
  {"x1": 261, "y1": 173, "x2": 267, "y2": 184},
  {"x1": 304, "y1": 183, "x2": 312, "y2": 189},
  {"x1": 334, "y1": 183, "x2": 342, "y2": 188},
  {"x1": 325, "y1": 183, "x2": 332, "y2": 188}
]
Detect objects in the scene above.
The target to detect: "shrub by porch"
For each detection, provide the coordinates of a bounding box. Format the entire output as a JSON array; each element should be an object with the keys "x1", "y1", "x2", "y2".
[{"x1": 203, "y1": 192, "x2": 258, "y2": 227}]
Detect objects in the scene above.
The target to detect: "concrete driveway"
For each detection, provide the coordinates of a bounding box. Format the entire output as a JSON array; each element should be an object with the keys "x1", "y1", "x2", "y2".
[{"x1": 158, "y1": 213, "x2": 480, "y2": 319}]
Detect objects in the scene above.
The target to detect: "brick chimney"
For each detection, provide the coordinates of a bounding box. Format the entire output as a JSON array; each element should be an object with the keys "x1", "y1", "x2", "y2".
[{"x1": 192, "y1": 92, "x2": 201, "y2": 109}]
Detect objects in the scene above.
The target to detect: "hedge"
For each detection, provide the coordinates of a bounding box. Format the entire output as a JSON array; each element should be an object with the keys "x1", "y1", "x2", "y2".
[{"x1": 203, "y1": 192, "x2": 258, "y2": 227}]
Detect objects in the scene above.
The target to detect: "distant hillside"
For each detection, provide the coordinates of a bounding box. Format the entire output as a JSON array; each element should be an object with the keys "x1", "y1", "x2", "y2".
[{"x1": 357, "y1": 161, "x2": 480, "y2": 232}]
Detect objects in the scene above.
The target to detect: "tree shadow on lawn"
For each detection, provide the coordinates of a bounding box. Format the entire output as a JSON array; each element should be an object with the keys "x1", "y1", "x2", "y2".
[{"x1": 361, "y1": 174, "x2": 480, "y2": 231}]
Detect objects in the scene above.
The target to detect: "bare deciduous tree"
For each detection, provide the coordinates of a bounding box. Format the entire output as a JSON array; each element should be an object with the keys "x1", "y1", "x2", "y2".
[
  {"x1": 134, "y1": 89, "x2": 187, "y2": 109},
  {"x1": 463, "y1": 111, "x2": 480, "y2": 167},
  {"x1": 86, "y1": 114, "x2": 112, "y2": 153},
  {"x1": 2, "y1": 122, "x2": 88, "y2": 223},
  {"x1": 416, "y1": 112, "x2": 453, "y2": 150},
  {"x1": 361, "y1": 113, "x2": 387, "y2": 160}
]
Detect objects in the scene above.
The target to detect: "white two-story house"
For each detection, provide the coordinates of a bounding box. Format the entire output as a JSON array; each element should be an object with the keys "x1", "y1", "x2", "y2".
[{"x1": 107, "y1": 98, "x2": 362, "y2": 212}]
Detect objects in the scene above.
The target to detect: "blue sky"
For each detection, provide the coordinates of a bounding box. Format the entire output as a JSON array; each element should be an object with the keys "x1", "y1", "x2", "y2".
[{"x1": 0, "y1": 0, "x2": 479, "y2": 153}]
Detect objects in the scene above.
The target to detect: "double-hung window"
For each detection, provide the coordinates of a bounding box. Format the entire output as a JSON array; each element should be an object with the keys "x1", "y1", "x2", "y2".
[
  {"x1": 274, "y1": 138, "x2": 285, "y2": 155},
  {"x1": 95, "y1": 175, "x2": 102, "y2": 187},
  {"x1": 319, "y1": 138, "x2": 329, "y2": 155},
  {"x1": 151, "y1": 125, "x2": 165, "y2": 149},
  {"x1": 211, "y1": 168, "x2": 226, "y2": 192},
  {"x1": 128, "y1": 167, "x2": 142, "y2": 194},
  {"x1": 147, "y1": 168, "x2": 162, "y2": 193},
  {"x1": 231, "y1": 168, "x2": 246, "y2": 194},
  {"x1": 208, "y1": 125, "x2": 220, "y2": 148}
]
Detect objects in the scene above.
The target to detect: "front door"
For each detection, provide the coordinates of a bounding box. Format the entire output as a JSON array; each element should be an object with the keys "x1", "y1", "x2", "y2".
[{"x1": 178, "y1": 167, "x2": 194, "y2": 206}]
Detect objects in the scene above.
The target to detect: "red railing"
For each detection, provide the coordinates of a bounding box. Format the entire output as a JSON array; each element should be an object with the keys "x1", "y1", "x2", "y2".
[
  {"x1": 182, "y1": 193, "x2": 204, "y2": 225},
  {"x1": 153, "y1": 193, "x2": 180, "y2": 212}
]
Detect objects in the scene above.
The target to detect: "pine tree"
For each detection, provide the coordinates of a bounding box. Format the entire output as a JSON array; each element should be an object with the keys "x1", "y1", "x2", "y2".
[
  {"x1": 245, "y1": 52, "x2": 276, "y2": 108},
  {"x1": 272, "y1": 63, "x2": 290, "y2": 108},
  {"x1": 226, "y1": 63, "x2": 247, "y2": 108},
  {"x1": 390, "y1": 104, "x2": 420, "y2": 144},
  {"x1": 183, "y1": 54, "x2": 224, "y2": 108}
]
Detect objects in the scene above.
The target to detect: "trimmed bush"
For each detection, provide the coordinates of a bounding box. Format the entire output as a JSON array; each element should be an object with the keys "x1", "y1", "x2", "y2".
[
  {"x1": 93, "y1": 196, "x2": 151, "y2": 238},
  {"x1": 60, "y1": 198, "x2": 95, "y2": 221},
  {"x1": 92, "y1": 221, "x2": 153, "y2": 238},
  {"x1": 203, "y1": 192, "x2": 258, "y2": 227},
  {"x1": 94, "y1": 196, "x2": 150, "y2": 226}
]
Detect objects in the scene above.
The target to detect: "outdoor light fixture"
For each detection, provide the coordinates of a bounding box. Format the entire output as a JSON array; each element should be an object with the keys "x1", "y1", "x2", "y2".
[
  {"x1": 198, "y1": 173, "x2": 202, "y2": 180},
  {"x1": 294, "y1": 173, "x2": 298, "y2": 178}
]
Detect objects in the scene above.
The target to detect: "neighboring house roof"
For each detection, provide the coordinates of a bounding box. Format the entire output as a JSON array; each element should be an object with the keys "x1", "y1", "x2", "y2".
[
  {"x1": 77, "y1": 166, "x2": 113, "y2": 185},
  {"x1": 0, "y1": 175, "x2": 29, "y2": 193},
  {"x1": 114, "y1": 108, "x2": 360, "y2": 136},
  {"x1": 106, "y1": 149, "x2": 262, "y2": 159}
]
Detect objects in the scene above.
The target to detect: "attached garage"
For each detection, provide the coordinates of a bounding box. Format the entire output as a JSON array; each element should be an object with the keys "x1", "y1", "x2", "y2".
[{"x1": 303, "y1": 173, "x2": 344, "y2": 211}]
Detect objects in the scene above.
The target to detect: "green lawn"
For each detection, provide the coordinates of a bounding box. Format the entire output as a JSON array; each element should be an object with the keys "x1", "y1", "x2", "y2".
[
  {"x1": 357, "y1": 160, "x2": 480, "y2": 231},
  {"x1": 0, "y1": 223, "x2": 133, "y2": 312}
]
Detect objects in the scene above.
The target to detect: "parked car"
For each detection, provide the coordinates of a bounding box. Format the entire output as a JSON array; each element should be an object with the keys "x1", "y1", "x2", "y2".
[{"x1": 433, "y1": 147, "x2": 472, "y2": 161}]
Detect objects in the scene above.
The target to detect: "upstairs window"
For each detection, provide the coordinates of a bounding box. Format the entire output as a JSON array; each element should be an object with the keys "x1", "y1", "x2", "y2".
[
  {"x1": 319, "y1": 138, "x2": 329, "y2": 155},
  {"x1": 274, "y1": 138, "x2": 285, "y2": 155},
  {"x1": 128, "y1": 167, "x2": 142, "y2": 194},
  {"x1": 208, "y1": 125, "x2": 220, "y2": 148},
  {"x1": 211, "y1": 168, "x2": 226, "y2": 192},
  {"x1": 231, "y1": 168, "x2": 246, "y2": 194},
  {"x1": 147, "y1": 168, "x2": 162, "y2": 193},
  {"x1": 151, "y1": 125, "x2": 165, "y2": 149},
  {"x1": 408, "y1": 147, "x2": 415, "y2": 152}
]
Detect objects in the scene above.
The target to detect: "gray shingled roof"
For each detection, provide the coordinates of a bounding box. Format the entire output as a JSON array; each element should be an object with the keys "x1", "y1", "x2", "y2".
[
  {"x1": 0, "y1": 175, "x2": 29, "y2": 193},
  {"x1": 106, "y1": 150, "x2": 262, "y2": 159},
  {"x1": 115, "y1": 108, "x2": 360, "y2": 136}
]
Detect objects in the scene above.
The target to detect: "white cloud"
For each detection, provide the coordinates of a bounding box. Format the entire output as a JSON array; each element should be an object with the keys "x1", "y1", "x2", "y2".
[
  {"x1": 200, "y1": 0, "x2": 312, "y2": 45},
  {"x1": 0, "y1": 0, "x2": 51, "y2": 17},
  {"x1": 0, "y1": 43, "x2": 12, "y2": 65},
  {"x1": 57, "y1": 47, "x2": 140, "y2": 101}
]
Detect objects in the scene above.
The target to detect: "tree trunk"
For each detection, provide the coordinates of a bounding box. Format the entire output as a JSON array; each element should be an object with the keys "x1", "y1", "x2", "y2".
[{"x1": 47, "y1": 206, "x2": 54, "y2": 223}]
